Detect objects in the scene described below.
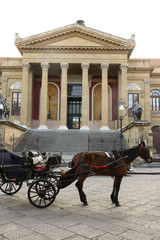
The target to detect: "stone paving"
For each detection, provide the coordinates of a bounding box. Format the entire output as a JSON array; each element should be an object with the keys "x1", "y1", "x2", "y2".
[{"x1": 0, "y1": 167, "x2": 160, "y2": 240}]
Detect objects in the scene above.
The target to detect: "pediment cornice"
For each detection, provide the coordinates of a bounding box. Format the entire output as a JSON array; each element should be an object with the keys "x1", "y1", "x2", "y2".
[{"x1": 15, "y1": 22, "x2": 135, "y2": 57}]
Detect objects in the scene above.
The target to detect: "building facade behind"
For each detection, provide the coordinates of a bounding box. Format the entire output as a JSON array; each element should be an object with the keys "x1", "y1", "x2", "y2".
[{"x1": 0, "y1": 21, "x2": 160, "y2": 149}]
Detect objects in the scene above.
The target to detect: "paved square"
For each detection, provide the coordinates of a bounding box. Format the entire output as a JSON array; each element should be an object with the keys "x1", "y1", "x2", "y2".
[{"x1": 0, "y1": 172, "x2": 160, "y2": 240}]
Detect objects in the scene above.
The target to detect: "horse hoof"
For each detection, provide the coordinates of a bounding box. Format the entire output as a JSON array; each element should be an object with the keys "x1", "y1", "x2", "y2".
[
  {"x1": 116, "y1": 203, "x2": 121, "y2": 207},
  {"x1": 83, "y1": 202, "x2": 88, "y2": 206}
]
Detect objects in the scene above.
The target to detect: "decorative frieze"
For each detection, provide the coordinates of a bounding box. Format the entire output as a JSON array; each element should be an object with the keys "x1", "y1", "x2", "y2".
[
  {"x1": 151, "y1": 110, "x2": 160, "y2": 116},
  {"x1": 127, "y1": 83, "x2": 141, "y2": 91}
]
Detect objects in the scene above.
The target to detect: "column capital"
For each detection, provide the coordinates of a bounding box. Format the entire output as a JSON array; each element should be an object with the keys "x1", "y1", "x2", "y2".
[
  {"x1": 100, "y1": 63, "x2": 109, "y2": 71},
  {"x1": 22, "y1": 63, "x2": 30, "y2": 70},
  {"x1": 81, "y1": 63, "x2": 90, "y2": 70},
  {"x1": 41, "y1": 63, "x2": 50, "y2": 70},
  {"x1": 1, "y1": 78, "x2": 8, "y2": 84},
  {"x1": 144, "y1": 79, "x2": 150, "y2": 85},
  {"x1": 61, "y1": 63, "x2": 69, "y2": 70},
  {"x1": 120, "y1": 64, "x2": 128, "y2": 71}
]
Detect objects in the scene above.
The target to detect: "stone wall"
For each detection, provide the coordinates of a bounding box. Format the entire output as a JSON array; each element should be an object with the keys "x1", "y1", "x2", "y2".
[{"x1": 0, "y1": 120, "x2": 26, "y2": 151}]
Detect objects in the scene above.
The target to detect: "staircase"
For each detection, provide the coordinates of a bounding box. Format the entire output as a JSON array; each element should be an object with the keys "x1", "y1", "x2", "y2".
[{"x1": 14, "y1": 129, "x2": 127, "y2": 155}]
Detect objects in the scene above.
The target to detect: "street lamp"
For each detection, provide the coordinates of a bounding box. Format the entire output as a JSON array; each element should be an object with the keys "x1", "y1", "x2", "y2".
[{"x1": 118, "y1": 99, "x2": 128, "y2": 150}]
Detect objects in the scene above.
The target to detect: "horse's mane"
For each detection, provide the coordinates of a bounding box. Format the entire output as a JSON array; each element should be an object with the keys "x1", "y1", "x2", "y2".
[{"x1": 118, "y1": 145, "x2": 140, "y2": 162}]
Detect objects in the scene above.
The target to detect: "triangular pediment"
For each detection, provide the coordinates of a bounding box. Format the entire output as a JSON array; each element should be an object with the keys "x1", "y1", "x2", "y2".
[
  {"x1": 45, "y1": 36, "x2": 103, "y2": 47},
  {"x1": 15, "y1": 22, "x2": 135, "y2": 55}
]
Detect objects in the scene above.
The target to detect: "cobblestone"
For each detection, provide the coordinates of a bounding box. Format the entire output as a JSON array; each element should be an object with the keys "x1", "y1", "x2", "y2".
[{"x1": 0, "y1": 167, "x2": 160, "y2": 240}]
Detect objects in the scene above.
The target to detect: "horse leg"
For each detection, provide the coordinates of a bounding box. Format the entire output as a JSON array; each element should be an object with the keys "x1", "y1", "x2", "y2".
[
  {"x1": 75, "y1": 174, "x2": 88, "y2": 206},
  {"x1": 114, "y1": 175, "x2": 123, "y2": 207},
  {"x1": 110, "y1": 177, "x2": 116, "y2": 204}
]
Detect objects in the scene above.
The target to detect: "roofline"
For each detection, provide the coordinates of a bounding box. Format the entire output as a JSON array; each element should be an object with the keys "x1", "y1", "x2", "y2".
[{"x1": 15, "y1": 21, "x2": 135, "y2": 47}]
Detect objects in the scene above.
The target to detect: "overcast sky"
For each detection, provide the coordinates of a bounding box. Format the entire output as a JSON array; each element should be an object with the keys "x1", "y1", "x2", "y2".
[{"x1": 1, "y1": 0, "x2": 160, "y2": 59}]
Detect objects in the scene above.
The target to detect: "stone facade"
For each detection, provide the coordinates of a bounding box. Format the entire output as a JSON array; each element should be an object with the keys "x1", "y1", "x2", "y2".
[{"x1": 0, "y1": 21, "x2": 160, "y2": 148}]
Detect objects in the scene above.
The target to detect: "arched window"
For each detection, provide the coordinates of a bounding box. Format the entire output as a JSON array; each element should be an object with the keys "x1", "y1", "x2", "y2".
[{"x1": 150, "y1": 89, "x2": 160, "y2": 111}]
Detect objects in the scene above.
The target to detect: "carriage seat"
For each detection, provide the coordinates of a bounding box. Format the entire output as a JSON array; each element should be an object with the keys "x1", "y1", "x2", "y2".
[{"x1": 0, "y1": 149, "x2": 22, "y2": 179}]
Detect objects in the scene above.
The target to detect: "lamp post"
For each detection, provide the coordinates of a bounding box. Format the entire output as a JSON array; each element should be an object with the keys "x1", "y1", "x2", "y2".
[{"x1": 118, "y1": 99, "x2": 128, "y2": 150}]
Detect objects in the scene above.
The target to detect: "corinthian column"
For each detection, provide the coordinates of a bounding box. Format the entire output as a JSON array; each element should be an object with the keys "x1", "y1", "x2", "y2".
[
  {"x1": 58, "y1": 63, "x2": 69, "y2": 130},
  {"x1": 120, "y1": 64, "x2": 128, "y2": 126},
  {"x1": 100, "y1": 63, "x2": 109, "y2": 130},
  {"x1": 38, "y1": 63, "x2": 50, "y2": 129},
  {"x1": 80, "y1": 63, "x2": 90, "y2": 130},
  {"x1": 20, "y1": 63, "x2": 30, "y2": 127}
]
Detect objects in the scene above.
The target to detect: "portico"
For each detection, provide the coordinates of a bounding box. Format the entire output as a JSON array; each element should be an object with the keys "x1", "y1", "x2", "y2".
[
  {"x1": 19, "y1": 60, "x2": 129, "y2": 130},
  {"x1": 0, "y1": 20, "x2": 135, "y2": 131}
]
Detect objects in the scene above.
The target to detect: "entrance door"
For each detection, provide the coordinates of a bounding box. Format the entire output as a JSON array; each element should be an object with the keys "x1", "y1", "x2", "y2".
[
  {"x1": 67, "y1": 84, "x2": 82, "y2": 129},
  {"x1": 67, "y1": 98, "x2": 81, "y2": 129}
]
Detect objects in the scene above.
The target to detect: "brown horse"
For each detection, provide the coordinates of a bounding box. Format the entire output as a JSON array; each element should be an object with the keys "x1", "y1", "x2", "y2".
[{"x1": 71, "y1": 141, "x2": 152, "y2": 207}]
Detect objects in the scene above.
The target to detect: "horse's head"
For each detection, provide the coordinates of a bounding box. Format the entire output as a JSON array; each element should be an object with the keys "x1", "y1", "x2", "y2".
[{"x1": 139, "y1": 141, "x2": 153, "y2": 163}]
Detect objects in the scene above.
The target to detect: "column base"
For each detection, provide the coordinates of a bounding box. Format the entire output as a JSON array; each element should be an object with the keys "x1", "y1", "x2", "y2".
[
  {"x1": 100, "y1": 126, "x2": 110, "y2": 131},
  {"x1": 80, "y1": 126, "x2": 90, "y2": 130},
  {"x1": 38, "y1": 125, "x2": 48, "y2": 130},
  {"x1": 58, "y1": 125, "x2": 68, "y2": 130}
]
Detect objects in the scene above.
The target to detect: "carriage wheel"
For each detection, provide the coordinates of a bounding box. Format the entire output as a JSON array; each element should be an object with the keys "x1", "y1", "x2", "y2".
[
  {"x1": 28, "y1": 179, "x2": 56, "y2": 208},
  {"x1": 0, "y1": 181, "x2": 22, "y2": 195},
  {"x1": 38, "y1": 175, "x2": 60, "y2": 195},
  {"x1": 46, "y1": 177, "x2": 60, "y2": 195}
]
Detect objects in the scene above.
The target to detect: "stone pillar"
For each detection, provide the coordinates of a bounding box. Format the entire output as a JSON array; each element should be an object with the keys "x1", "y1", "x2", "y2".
[
  {"x1": 100, "y1": 63, "x2": 109, "y2": 130},
  {"x1": 120, "y1": 64, "x2": 128, "y2": 127},
  {"x1": 144, "y1": 79, "x2": 151, "y2": 122},
  {"x1": 58, "y1": 63, "x2": 69, "y2": 130},
  {"x1": 1, "y1": 78, "x2": 8, "y2": 98},
  {"x1": 20, "y1": 63, "x2": 30, "y2": 127},
  {"x1": 38, "y1": 63, "x2": 50, "y2": 129},
  {"x1": 80, "y1": 63, "x2": 90, "y2": 130},
  {"x1": 28, "y1": 70, "x2": 33, "y2": 127}
]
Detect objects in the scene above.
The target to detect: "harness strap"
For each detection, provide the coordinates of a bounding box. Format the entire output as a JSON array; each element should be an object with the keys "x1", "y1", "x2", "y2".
[{"x1": 92, "y1": 151, "x2": 115, "y2": 170}]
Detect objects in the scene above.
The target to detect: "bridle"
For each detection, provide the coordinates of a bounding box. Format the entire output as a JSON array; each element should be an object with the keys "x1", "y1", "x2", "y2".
[{"x1": 140, "y1": 146, "x2": 152, "y2": 164}]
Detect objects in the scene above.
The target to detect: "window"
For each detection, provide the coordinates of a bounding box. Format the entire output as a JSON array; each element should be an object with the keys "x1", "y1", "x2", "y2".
[
  {"x1": 150, "y1": 89, "x2": 160, "y2": 111},
  {"x1": 11, "y1": 92, "x2": 21, "y2": 116},
  {"x1": 128, "y1": 93, "x2": 139, "y2": 109},
  {"x1": 67, "y1": 85, "x2": 82, "y2": 97}
]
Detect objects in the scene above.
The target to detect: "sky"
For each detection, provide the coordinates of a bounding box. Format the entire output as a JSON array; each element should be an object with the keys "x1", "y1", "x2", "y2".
[{"x1": 1, "y1": 0, "x2": 160, "y2": 59}]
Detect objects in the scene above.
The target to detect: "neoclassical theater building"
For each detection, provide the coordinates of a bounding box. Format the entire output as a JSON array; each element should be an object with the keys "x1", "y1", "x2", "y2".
[{"x1": 0, "y1": 20, "x2": 160, "y2": 147}]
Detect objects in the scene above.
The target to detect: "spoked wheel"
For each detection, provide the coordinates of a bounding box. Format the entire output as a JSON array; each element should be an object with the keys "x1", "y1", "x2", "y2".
[
  {"x1": 28, "y1": 179, "x2": 56, "y2": 208},
  {"x1": 0, "y1": 181, "x2": 23, "y2": 195},
  {"x1": 47, "y1": 177, "x2": 60, "y2": 195}
]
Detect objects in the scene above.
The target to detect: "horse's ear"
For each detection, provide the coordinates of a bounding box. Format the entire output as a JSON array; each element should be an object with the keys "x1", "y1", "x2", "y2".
[{"x1": 139, "y1": 140, "x2": 146, "y2": 147}]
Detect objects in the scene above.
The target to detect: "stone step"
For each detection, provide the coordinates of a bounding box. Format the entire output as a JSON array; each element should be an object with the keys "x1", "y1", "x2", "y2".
[{"x1": 14, "y1": 129, "x2": 127, "y2": 155}]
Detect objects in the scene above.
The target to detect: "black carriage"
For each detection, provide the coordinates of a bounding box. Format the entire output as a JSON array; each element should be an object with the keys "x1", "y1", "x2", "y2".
[
  {"x1": 0, "y1": 149, "x2": 64, "y2": 208},
  {"x1": 0, "y1": 141, "x2": 152, "y2": 209}
]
